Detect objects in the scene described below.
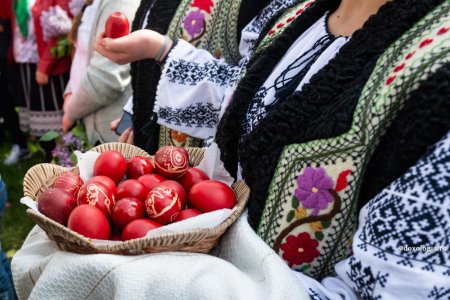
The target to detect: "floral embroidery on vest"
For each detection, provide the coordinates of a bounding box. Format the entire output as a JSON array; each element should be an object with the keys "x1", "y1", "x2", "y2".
[{"x1": 182, "y1": 0, "x2": 214, "y2": 44}]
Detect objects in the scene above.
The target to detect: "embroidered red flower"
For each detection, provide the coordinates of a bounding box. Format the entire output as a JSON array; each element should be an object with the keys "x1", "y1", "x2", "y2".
[
  {"x1": 268, "y1": 29, "x2": 276, "y2": 36},
  {"x1": 334, "y1": 169, "x2": 352, "y2": 192},
  {"x1": 280, "y1": 232, "x2": 320, "y2": 267},
  {"x1": 419, "y1": 38, "x2": 433, "y2": 48},
  {"x1": 405, "y1": 51, "x2": 415, "y2": 60},
  {"x1": 386, "y1": 75, "x2": 396, "y2": 85},
  {"x1": 277, "y1": 23, "x2": 285, "y2": 29},
  {"x1": 286, "y1": 16, "x2": 295, "y2": 23},
  {"x1": 305, "y1": 1, "x2": 313, "y2": 8},
  {"x1": 296, "y1": 8, "x2": 304, "y2": 15},
  {"x1": 437, "y1": 27, "x2": 449, "y2": 35},
  {"x1": 393, "y1": 63, "x2": 405, "y2": 73},
  {"x1": 191, "y1": 0, "x2": 214, "y2": 13}
]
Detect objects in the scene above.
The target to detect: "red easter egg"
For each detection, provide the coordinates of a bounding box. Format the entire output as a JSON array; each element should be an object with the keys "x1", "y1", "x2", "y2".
[
  {"x1": 52, "y1": 172, "x2": 83, "y2": 197},
  {"x1": 178, "y1": 167, "x2": 209, "y2": 192},
  {"x1": 138, "y1": 173, "x2": 166, "y2": 192},
  {"x1": 157, "y1": 180, "x2": 187, "y2": 209},
  {"x1": 188, "y1": 180, "x2": 236, "y2": 212},
  {"x1": 104, "y1": 12, "x2": 130, "y2": 39},
  {"x1": 145, "y1": 187, "x2": 181, "y2": 224},
  {"x1": 86, "y1": 176, "x2": 117, "y2": 195},
  {"x1": 38, "y1": 188, "x2": 77, "y2": 225},
  {"x1": 68, "y1": 205, "x2": 110, "y2": 240},
  {"x1": 126, "y1": 156, "x2": 154, "y2": 179},
  {"x1": 93, "y1": 150, "x2": 127, "y2": 184},
  {"x1": 154, "y1": 146, "x2": 189, "y2": 179},
  {"x1": 111, "y1": 197, "x2": 145, "y2": 229},
  {"x1": 122, "y1": 219, "x2": 162, "y2": 241},
  {"x1": 116, "y1": 179, "x2": 147, "y2": 201},
  {"x1": 77, "y1": 181, "x2": 115, "y2": 216}
]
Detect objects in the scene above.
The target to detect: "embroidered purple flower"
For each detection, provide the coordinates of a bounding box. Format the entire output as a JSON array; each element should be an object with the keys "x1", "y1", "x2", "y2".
[
  {"x1": 183, "y1": 10, "x2": 205, "y2": 39},
  {"x1": 295, "y1": 167, "x2": 334, "y2": 215}
]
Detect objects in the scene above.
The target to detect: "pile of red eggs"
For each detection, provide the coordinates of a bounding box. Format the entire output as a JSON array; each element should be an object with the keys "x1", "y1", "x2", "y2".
[{"x1": 37, "y1": 146, "x2": 236, "y2": 241}]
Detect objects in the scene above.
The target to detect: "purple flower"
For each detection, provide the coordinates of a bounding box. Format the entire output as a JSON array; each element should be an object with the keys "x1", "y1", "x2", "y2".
[
  {"x1": 61, "y1": 132, "x2": 82, "y2": 150},
  {"x1": 295, "y1": 167, "x2": 334, "y2": 215},
  {"x1": 183, "y1": 10, "x2": 205, "y2": 39}
]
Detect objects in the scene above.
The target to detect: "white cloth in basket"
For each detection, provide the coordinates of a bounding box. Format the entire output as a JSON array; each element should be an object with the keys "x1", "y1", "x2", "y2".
[{"x1": 11, "y1": 211, "x2": 311, "y2": 300}]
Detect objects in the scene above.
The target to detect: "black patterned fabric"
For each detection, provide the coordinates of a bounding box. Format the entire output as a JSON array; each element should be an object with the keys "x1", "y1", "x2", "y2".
[
  {"x1": 159, "y1": 102, "x2": 220, "y2": 128},
  {"x1": 335, "y1": 132, "x2": 450, "y2": 300},
  {"x1": 165, "y1": 59, "x2": 241, "y2": 86}
]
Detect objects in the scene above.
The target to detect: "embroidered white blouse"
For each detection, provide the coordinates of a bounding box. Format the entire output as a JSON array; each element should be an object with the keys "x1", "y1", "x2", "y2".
[{"x1": 154, "y1": 8, "x2": 349, "y2": 141}]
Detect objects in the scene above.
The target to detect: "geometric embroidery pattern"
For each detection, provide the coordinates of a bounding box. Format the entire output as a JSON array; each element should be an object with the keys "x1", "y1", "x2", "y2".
[
  {"x1": 308, "y1": 288, "x2": 330, "y2": 300},
  {"x1": 359, "y1": 132, "x2": 450, "y2": 272},
  {"x1": 159, "y1": 102, "x2": 220, "y2": 128},
  {"x1": 346, "y1": 257, "x2": 389, "y2": 300},
  {"x1": 165, "y1": 59, "x2": 241, "y2": 86},
  {"x1": 338, "y1": 132, "x2": 450, "y2": 299}
]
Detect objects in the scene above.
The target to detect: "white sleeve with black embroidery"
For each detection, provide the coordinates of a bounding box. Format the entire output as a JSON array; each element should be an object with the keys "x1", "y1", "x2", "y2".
[
  {"x1": 154, "y1": 39, "x2": 242, "y2": 140},
  {"x1": 154, "y1": 0, "x2": 297, "y2": 140}
]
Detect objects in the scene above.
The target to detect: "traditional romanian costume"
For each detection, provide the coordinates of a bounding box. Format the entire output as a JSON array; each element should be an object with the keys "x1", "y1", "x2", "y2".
[{"x1": 156, "y1": 0, "x2": 450, "y2": 279}]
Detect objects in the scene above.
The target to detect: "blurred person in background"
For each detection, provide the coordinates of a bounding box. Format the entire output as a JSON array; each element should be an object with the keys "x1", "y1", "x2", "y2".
[
  {"x1": 0, "y1": 0, "x2": 31, "y2": 165},
  {"x1": 61, "y1": 0, "x2": 140, "y2": 145},
  {"x1": 0, "y1": 176, "x2": 18, "y2": 300},
  {"x1": 10, "y1": 0, "x2": 73, "y2": 161}
]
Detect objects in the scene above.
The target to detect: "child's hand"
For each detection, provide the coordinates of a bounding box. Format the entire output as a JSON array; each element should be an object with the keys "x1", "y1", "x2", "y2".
[{"x1": 94, "y1": 30, "x2": 171, "y2": 65}]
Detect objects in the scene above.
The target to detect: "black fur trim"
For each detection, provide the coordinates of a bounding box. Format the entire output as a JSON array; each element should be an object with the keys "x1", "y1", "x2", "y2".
[{"x1": 215, "y1": 0, "x2": 445, "y2": 229}]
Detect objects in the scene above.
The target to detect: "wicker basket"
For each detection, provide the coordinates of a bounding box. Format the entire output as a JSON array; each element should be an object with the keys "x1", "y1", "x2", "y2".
[{"x1": 23, "y1": 143, "x2": 250, "y2": 255}]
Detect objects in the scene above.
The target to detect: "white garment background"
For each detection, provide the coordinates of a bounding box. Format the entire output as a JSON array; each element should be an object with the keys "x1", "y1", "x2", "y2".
[
  {"x1": 66, "y1": 0, "x2": 101, "y2": 95},
  {"x1": 12, "y1": 212, "x2": 311, "y2": 300}
]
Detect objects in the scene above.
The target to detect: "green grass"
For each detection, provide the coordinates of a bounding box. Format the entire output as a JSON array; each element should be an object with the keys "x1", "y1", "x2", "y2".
[{"x1": 0, "y1": 141, "x2": 45, "y2": 258}]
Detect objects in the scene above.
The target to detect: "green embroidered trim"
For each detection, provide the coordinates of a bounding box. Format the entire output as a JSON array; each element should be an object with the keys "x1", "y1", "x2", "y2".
[
  {"x1": 256, "y1": 0, "x2": 315, "y2": 53},
  {"x1": 256, "y1": 2, "x2": 450, "y2": 278}
]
